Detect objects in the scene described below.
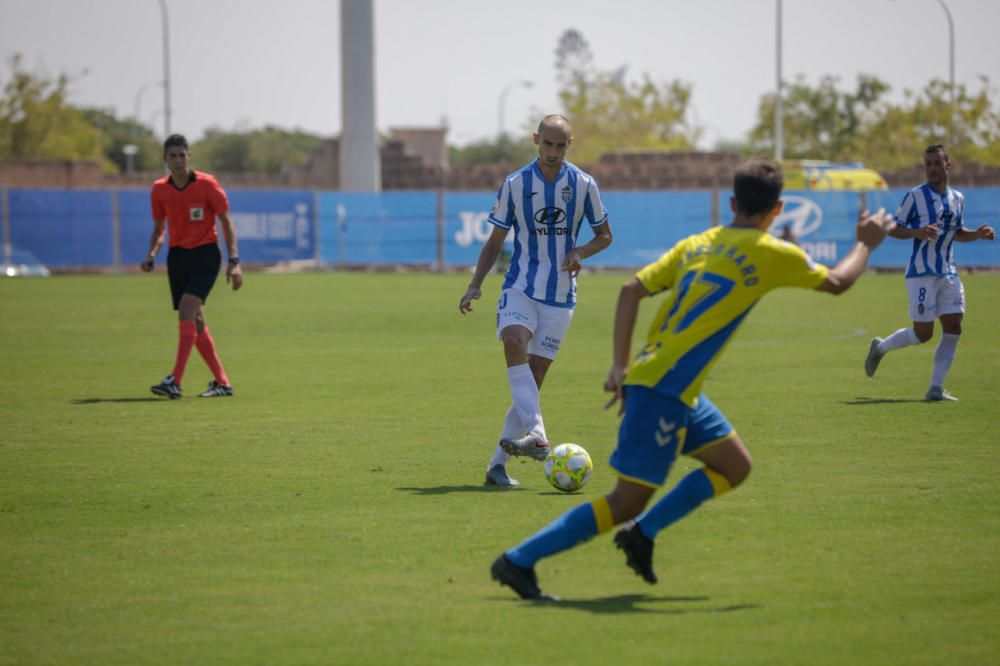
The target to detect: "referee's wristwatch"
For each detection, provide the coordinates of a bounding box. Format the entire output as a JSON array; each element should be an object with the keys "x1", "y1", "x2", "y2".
[{"x1": 228, "y1": 257, "x2": 240, "y2": 266}]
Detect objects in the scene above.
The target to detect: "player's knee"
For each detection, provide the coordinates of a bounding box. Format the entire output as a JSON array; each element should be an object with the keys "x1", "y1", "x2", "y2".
[
  {"x1": 915, "y1": 329, "x2": 933, "y2": 343},
  {"x1": 606, "y1": 489, "x2": 651, "y2": 524},
  {"x1": 727, "y1": 459, "x2": 751, "y2": 489}
]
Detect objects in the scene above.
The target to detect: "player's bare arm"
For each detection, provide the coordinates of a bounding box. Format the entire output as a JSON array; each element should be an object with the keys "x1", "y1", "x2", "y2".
[
  {"x1": 604, "y1": 276, "x2": 649, "y2": 414},
  {"x1": 889, "y1": 223, "x2": 939, "y2": 241},
  {"x1": 817, "y1": 208, "x2": 890, "y2": 294},
  {"x1": 956, "y1": 224, "x2": 996, "y2": 242},
  {"x1": 141, "y1": 219, "x2": 166, "y2": 271},
  {"x1": 217, "y1": 211, "x2": 243, "y2": 291},
  {"x1": 561, "y1": 221, "x2": 613, "y2": 274},
  {"x1": 459, "y1": 225, "x2": 507, "y2": 314}
]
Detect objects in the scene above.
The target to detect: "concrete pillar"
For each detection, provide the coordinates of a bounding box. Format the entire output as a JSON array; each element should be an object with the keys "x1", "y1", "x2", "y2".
[{"x1": 340, "y1": 0, "x2": 381, "y2": 192}]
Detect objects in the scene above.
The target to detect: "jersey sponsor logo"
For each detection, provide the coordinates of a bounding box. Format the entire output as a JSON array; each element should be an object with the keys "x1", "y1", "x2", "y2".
[
  {"x1": 534, "y1": 207, "x2": 566, "y2": 225},
  {"x1": 190, "y1": 207, "x2": 205, "y2": 221}
]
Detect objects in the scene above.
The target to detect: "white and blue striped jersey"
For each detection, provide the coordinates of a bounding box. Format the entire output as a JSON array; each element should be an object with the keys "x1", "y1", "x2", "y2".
[
  {"x1": 488, "y1": 159, "x2": 608, "y2": 308},
  {"x1": 894, "y1": 183, "x2": 965, "y2": 278}
]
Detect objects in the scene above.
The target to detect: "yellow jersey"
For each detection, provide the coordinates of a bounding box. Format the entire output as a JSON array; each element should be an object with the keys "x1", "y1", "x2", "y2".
[{"x1": 627, "y1": 226, "x2": 829, "y2": 406}]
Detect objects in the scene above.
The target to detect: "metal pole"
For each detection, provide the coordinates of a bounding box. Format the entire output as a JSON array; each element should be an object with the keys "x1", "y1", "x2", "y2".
[
  {"x1": 111, "y1": 189, "x2": 121, "y2": 272},
  {"x1": 775, "y1": 0, "x2": 783, "y2": 162},
  {"x1": 498, "y1": 80, "x2": 533, "y2": 139},
  {"x1": 936, "y1": 0, "x2": 956, "y2": 144},
  {"x1": 158, "y1": 0, "x2": 172, "y2": 138},
  {"x1": 1, "y1": 187, "x2": 10, "y2": 268}
]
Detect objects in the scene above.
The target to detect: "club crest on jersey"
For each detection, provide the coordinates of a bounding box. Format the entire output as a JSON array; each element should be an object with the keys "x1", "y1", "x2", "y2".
[
  {"x1": 190, "y1": 207, "x2": 205, "y2": 221},
  {"x1": 561, "y1": 186, "x2": 572, "y2": 203}
]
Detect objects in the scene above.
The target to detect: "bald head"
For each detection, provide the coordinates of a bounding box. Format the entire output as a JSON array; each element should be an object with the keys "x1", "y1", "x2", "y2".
[{"x1": 537, "y1": 114, "x2": 572, "y2": 137}]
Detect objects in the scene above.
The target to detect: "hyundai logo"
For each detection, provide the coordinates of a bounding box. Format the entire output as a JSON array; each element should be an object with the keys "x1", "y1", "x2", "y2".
[
  {"x1": 534, "y1": 207, "x2": 566, "y2": 225},
  {"x1": 773, "y1": 195, "x2": 823, "y2": 239}
]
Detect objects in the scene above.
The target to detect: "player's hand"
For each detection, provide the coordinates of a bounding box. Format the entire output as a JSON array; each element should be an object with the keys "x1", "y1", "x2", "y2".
[
  {"x1": 976, "y1": 224, "x2": 996, "y2": 241},
  {"x1": 856, "y1": 208, "x2": 890, "y2": 249},
  {"x1": 227, "y1": 264, "x2": 243, "y2": 291},
  {"x1": 560, "y1": 249, "x2": 582, "y2": 276},
  {"x1": 459, "y1": 285, "x2": 481, "y2": 314},
  {"x1": 603, "y1": 365, "x2": 628, "y2": 416},
  {"x1": 140, "y1": 259, "x2": 154, "y2": 272},
  {"x1": 915, "y1": 225, "x2": 940, "y2": 241}
]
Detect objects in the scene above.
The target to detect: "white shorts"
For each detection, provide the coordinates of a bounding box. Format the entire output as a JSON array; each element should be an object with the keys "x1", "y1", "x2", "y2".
[
  {"x1": 495, "y1": 288, "x2": 575, "y2": 360},
  {"x1": 906, "y1": 274, "x2": 965, "y2": 322}
]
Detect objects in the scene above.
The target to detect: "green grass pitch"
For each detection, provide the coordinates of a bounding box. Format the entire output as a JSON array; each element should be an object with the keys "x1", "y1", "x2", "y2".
[{"x1": 1, "y1": 271, "x2": 998, "y2": 665}]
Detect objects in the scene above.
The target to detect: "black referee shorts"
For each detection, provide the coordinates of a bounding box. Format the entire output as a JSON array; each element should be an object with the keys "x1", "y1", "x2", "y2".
[{"x1": 166, "y1": 243, "x2": 222, "y2": 310}]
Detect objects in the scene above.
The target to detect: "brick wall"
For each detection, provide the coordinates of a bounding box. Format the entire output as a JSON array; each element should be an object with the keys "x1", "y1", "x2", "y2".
[{"x1": 5, "y1": 148, "x2": 1000, "y2": 192}]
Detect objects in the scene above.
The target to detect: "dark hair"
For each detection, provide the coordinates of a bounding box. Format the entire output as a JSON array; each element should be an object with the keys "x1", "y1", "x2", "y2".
[
  {"x1": 733, "y1": 158, "x2": 784, "y2": 216},
  {"x1": 925, "y1": 143, "x2": 949, "y2": 161},
  {"x1": 163, "y1": 134, "x2": 189, "y2": 156}
]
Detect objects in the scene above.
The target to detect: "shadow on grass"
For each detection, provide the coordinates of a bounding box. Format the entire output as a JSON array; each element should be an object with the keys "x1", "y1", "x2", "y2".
[
  {"x1": 841, "y1": 397, "x2": 927, "y2": 405},
  {"x1": 501, "y1": 593, "x2": 760, "y2": 615},
  {"x1": 396, "y1": 485, "x2": 522, "y2": 495},
  {"x1": 71, "y1": 397, "x2": 165, "y2": 404}
]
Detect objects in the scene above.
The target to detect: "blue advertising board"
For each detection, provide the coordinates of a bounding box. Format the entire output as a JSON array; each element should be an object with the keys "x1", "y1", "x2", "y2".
[
  {"x1": 9, "y1": 189, "x2": 114, "y2": 267},
  {"x1": 317, "y1": 192, "x2": 438, "y2": 265},
  {"x1": 6, "y1": 186, "x2": 1000, "y2": 271}
]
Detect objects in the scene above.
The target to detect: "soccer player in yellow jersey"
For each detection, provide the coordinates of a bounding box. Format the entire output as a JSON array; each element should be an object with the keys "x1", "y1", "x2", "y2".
[{"x1": 491, "y1": 157, "x2": 891, "y2": 600}]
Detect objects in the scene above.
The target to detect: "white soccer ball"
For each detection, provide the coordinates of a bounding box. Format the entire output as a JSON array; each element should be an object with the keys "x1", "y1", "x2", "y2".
[{"x1": 543, "y1": 443, "x2": 593, "y2": 492}]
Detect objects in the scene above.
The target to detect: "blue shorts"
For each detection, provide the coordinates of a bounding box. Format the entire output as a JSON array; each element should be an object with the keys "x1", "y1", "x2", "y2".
[{"x1": 609, "y1": 385, "x2": 735, "y2": 488}]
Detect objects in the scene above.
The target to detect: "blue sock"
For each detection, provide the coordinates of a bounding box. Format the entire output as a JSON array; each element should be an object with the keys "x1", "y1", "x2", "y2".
[
  {"x1": 506, "y1": 503, "x2": 599, "y2": 568},
  {"x1": 636, "y1": 468, "x2": 729, "y2": 539}
]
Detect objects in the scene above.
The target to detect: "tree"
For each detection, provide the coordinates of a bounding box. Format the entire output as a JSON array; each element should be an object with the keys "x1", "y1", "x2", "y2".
[
  {"x1": 553, "y1": 29, "x2": 701, "y2": 165},
  {"x1": 449, "y1": 133, "x2": 536, "y2": 166},
  {"x1": 81, "y1": 107, "x2": 162, "y2": 173},
  {"x1": 748, "y1": 74, "x2": 1000, "y2": 170},
  {"x1": 192, "y1": 126, "x2": 324, "y2": 173},
  {"x1": 0, "y1": 54, "x2": 102, "y2": 161},
  {"x1": 748, "y1": 74, "x2": 890, "y2": 162}
]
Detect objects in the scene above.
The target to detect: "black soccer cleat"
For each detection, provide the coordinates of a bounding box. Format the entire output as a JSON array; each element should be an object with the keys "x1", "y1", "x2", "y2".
[
  {"x1": 491, "y1": 554, "x2": 544, "y2": 600},
  {"x1": 614, "y1": 522, "x2": 658, "y2": 584},
  {"x1": 198, "y1": 380, "x2": 234, "y2": 398},
  {"x1": 150, "y1": 374, "x2": 182, "y2": 399}
]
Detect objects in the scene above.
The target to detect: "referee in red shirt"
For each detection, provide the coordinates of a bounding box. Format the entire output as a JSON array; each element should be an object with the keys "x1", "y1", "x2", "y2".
[{"x1": 141, "y1": 134, "x2": 242, "y2": 398}]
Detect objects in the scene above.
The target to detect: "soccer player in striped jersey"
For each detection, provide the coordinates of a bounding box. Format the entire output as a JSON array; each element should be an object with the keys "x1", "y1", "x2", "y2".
[
  {"x1": 459, "y1": 114, "x2": 613, "y2": 487},
  {"x1": 864, "y1": 145, "x2": 995, "y2": 401},
  {"x1": 142, "y1": 134, "x2": 242, "y2": 399},
  {"x1": 491, "y1": 158, "x2": 890, "y2": 599}
]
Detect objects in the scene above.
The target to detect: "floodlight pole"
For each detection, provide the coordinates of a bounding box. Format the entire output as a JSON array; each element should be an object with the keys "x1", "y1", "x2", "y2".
[
  {"x1": 936, "y1": 0, "x2": 956, "y2": 145},
  {"x1": 498, "y1": 80, "x2": 533, "y2": 139},
  {"x1": 774, "y1": 0, "x2": 783, "y2": 162},
  {"x1": 158, "y1": 0, "x2": 172, "y2": 139}
]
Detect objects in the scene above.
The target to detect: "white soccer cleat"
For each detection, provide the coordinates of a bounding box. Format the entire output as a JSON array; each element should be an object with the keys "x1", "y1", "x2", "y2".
[
  {"x1": 499, "y1": 433, "x2": 550, "y2": 461},
  {"x1": 865, "y1": 337, "x2": 885, "y2": 378},
  {"x1": 925, "y1": 386, "x2": 958, "y2": 402}
]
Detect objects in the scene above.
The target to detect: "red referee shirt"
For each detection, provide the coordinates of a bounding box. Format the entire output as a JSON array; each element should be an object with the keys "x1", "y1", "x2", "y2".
[{"x1": 150, "y1": 170, "x2": 229, "y2": 249}]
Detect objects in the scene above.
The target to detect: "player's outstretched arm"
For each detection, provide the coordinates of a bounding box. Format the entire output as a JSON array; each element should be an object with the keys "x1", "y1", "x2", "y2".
[
  {"x1": 459, "y1": 225, "x2": 507, "y2": 314},
  {"x1": 817, "y1": 208, "x2": 890, "y2": 294}
]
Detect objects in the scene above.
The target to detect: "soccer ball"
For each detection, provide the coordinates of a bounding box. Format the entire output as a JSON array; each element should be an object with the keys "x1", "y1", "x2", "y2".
[{"x1": 544, "y1": 443, "x2": 593, "y2": 492}]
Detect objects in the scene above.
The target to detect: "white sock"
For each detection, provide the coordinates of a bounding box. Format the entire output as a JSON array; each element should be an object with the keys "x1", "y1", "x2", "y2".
[
  {"x1": 879, "y1": 327, "x2": 920, "y2": 353},
  {"x1": 930, "y1": 333, "x2": 960, "y2": 388},
  {"x1": 507, "y1": 363, "x2": 546, "y2": 440},
  {"x1": 488, "y1": 406, "x2": 521, "y2": 470}
]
